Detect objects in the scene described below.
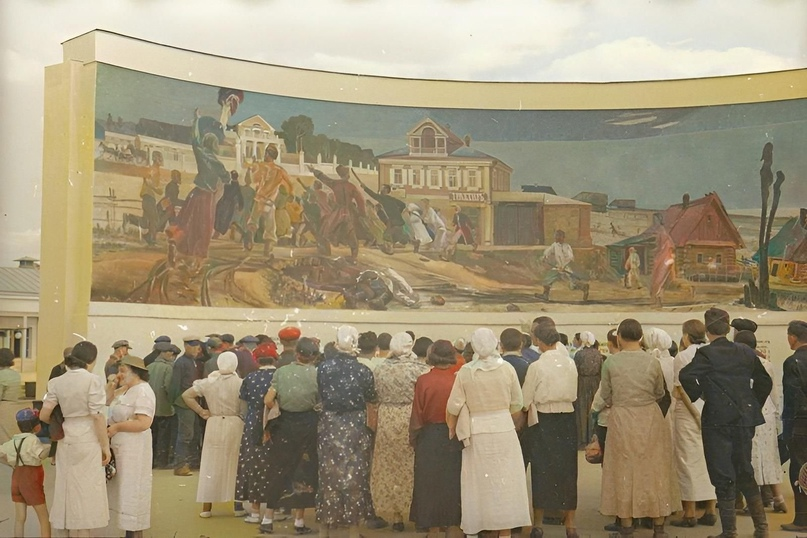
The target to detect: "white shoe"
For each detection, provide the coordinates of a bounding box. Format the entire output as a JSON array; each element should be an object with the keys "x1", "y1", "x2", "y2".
[
  {"x1": 199, "y1": 511, "x2": 212, "y2": 518},
  {"x1": 244, "y1": 515, "x2": 261, "y2": 524}
]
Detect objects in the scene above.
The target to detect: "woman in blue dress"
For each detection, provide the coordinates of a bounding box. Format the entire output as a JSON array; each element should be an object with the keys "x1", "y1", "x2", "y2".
[{"x1": 235, "y1": 342, "x2": 278, "y2": 524}]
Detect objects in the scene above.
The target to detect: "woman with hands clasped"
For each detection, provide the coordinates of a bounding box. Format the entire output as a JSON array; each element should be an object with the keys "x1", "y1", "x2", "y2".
[
  {"x1": 105, "y1": 355, "x2": 156, "y2": 538},
  {"x1": 40, "y1": 340, "x2": 111, "y2": 537}
]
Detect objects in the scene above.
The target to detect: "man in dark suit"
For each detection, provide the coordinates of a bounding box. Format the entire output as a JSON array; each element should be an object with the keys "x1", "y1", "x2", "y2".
[
  {"x1": 782, "y1": 320, "x2": 807, "y2": 532},
  {"x1": 679, "y1": 308, "x2": 772, "y2": 538}
]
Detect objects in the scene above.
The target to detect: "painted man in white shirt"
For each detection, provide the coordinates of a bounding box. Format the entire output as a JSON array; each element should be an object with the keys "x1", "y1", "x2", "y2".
[{"x1": 537, "y1": 229, "x2": 589, "y2": 302}]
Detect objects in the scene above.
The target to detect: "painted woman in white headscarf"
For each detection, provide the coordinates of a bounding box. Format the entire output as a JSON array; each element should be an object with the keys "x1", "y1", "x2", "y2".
[
  {"x1": 572, "y1": 330, "x2": 604, "y2": 448},
  {"x1": 370, "y1": 332, "x2": 430, "y2": 531},
  {"x1": 404, "y1": 202, "x2": 433, "y2": 253},
  {"x1": 446, "y1": 328, "x2": 531, "y2": 537},
  {"x1": 182, "y1": 351, "x2": 245, "y2": 518},
  {"x1": 316, "y1": 326, "x2": 379, "y2": 538}
]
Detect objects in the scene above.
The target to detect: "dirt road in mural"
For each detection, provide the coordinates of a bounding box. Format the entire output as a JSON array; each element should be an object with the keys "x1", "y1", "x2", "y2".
[{"x1": 92, "y1": 235, "x2": 746, "y2": 313}]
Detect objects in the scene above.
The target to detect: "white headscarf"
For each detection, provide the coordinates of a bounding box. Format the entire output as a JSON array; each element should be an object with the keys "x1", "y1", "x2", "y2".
[
  {"x1": 208, "y1": 351, "x2": 238, "y2": 381},
  {"x1": 579, "y1": 331, "x2": 597, "y2": 348},
  {"x1": 335, "y1": 325, "x2": 359, "y2": 354},
  {"x1": 643, "y1": 327, "x2": 674, "y2": 389},
  {"x1": 467, "y1": 327, "x2": 504, "y2": 372},
  {"x1": 389, "y1": 332, "x2": 417, "y2": 361}
]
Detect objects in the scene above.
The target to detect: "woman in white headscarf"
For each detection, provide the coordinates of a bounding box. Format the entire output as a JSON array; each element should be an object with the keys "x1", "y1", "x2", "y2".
[
  {"x1": 182, "y1": 351, "x2": 245, "y2": 518},
  {"x1": 316, "y1": 326, "x2": 379, "y2": 538},
  {"x1": 369, "y1": 332, "x2": 430, "y2": 532},
  {"x1": 446, "y1": 328, "x2": 531, "y2": 537},
  {"x1": 572, "y1": 330, "x2": 604, "y2": 448}
]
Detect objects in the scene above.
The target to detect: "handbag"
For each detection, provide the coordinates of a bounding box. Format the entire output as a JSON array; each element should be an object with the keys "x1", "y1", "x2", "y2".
[
  {"x1": 48, "y1": 405, "x2": 65, "y2": 442},
  {"x1": 105, "y1": 448, "x2": 117, "y2": 481},
  {"x1": 585, "y1": 433, "x2": 603, "y2": 464}
]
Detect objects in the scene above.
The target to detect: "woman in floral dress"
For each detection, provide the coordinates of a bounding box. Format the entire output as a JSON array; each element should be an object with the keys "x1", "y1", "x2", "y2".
[{"x1": 370, "y1": 332, "x2": 430, "y2": 532}]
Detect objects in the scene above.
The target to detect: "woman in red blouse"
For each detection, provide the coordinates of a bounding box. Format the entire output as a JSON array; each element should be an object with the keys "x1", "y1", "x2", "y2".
[{"x1": 409, "y1": 340, "x2": 463, "y2": 537}]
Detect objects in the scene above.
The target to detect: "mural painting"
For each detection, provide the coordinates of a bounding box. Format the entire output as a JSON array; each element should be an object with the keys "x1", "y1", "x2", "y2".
[{"x1": 91, "y1": 65, "x2": 807, "y2": 312}]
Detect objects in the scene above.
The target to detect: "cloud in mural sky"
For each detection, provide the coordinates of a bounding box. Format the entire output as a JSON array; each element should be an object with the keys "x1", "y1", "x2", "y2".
[{"x1": 0, "y1": 0, "x2": 805, "y2": 264}]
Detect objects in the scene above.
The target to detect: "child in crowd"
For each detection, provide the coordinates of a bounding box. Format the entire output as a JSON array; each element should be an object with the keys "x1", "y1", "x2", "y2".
[{"x1": 0, "y1": 408, "x2": 51, "y2": 537}]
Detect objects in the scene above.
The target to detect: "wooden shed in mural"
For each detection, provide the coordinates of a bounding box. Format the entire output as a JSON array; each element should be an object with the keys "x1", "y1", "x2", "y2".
[{"x1": 609, "y1": 192, "x2": 745, "y2": 281}]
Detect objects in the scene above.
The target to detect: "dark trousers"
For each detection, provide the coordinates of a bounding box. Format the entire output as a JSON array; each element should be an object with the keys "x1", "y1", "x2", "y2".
[
  {"x1": 263, "y1": 410, "x2": 319, "y2": 508},
  {"x1": 174, "y1": 406, "x2": 201, "y2": 468},
  {"x1": 788, "y1": 419, "x2": 807, "y2": 526},
  {"x1": 702, "y1": 426, "x2": 759, "y2": 504},
  {"x1": 151, "y1": 415, "x2": 177, "y2": 468}
]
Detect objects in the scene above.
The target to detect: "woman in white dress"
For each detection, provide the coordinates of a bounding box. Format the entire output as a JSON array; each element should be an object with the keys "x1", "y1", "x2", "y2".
[
  {"x1": 182, "y1": 351, "x2": 245, "y2": 518},
  {"x1": 40, "y1": 341, "x2": 111, "y2": 536},
  {"x1": 670, "y1": 319, "x2": 717, "y2": 527},
  {"x1": 446, "y1": 327, "x2": 531, "y2": 537},
  {"x1": 733, "y1": 330, "x2": 788, "y2": 513},
  {"x1": 404, "y1": 203, "x2": 433, "y2": 253},
  {"x1": 105, "y1": 355, "x2": 156, "y2": 538}
]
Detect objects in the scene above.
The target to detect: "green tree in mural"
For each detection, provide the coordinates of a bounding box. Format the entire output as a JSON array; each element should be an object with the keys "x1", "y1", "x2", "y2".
[
  {"x1": 279, "y1": 115, "x2": 315, "y2": 153},
  {"x1": 750, "y1": 142, "x2": 786, "y2": 308}
]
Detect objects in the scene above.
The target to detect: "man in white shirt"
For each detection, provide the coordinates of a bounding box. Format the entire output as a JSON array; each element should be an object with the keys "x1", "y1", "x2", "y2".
[{"x1": 537, "y1": 230, "x2": 589, "y2": 302}]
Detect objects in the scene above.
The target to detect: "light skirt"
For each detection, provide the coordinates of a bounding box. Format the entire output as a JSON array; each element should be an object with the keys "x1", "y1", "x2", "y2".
[
  {"x1": 460, "y1": 429, "x2": 531, "y2": 534},
  {"x1": 196, "y1": 415, "x2": 243, "y2": 503},
  {"x1": 108, "y1": 430, "x2": 153, "y2": 531}
]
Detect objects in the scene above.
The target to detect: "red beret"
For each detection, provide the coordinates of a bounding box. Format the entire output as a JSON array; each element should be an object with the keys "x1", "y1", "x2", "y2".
[
  {"x1": 278, "y1": 327, "x2": 301, "y2": 340},
  {"x1": 253, "y1": 342, "x2": 278, "y2": 360}
]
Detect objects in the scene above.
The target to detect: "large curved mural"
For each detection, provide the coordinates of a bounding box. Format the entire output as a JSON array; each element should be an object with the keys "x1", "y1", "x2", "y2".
[{"x1": 91, "y1": 64, "x2": 807, "y2": 312}]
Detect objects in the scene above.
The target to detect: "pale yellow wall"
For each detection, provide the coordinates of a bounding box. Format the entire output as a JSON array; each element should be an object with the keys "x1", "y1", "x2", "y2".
[{"x1": 38, "y1": 30, "x2": 807, "y2": 393}]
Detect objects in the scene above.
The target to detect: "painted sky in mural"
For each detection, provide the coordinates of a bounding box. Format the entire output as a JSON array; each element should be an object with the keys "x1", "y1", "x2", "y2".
[{"x1": 92, "y1": 64, "x2": 807, "y2": 312}]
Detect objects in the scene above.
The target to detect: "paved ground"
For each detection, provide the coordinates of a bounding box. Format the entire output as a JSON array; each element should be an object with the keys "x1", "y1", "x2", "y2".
[{"x1": 0, "y1": 453, "x2": 799, "y2": 537}]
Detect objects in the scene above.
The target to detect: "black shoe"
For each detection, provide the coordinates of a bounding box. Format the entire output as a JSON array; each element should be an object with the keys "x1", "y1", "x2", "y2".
[
  {"x1": 392, "y1": 522, "x2": 405, "y2": 532},
  {"x1": 259, "y1": 522, "x2": 273, "y2": 534},
  {"x1": 530, "y1": 528, "x2": 544, "y2": 538},
  {"x1": 604, "y1": 522, "x2": 621, "y2": 532},
  {"x1": 698, "y1": 513, "x2": 718, "y2": 526},
  {"x1": 671, "y1": 518, "x2": 697, "y2": 528},
  {"x1": 366, "y1": 517, "x2": 388, "y2": 529},
  {"x1": 295, "y1": 525, "x2": 313, "y2": 535}
]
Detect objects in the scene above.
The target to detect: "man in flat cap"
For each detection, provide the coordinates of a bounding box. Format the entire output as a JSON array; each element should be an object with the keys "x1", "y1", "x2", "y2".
[
  {"x1": 679, "y1": 308, "x2": 773, "y2": 538},
  {"x1": 105, "y1": 340, "x2": 131, "y2": 378},
  {"x1": 148, "y1": 342, "x2": 179, "y2": 468},
  {"x1": 144, "y1": 335, "x2": 172, "y2": 367},
  {"x1": 276, "y1": 327, "x2": 302, "y2": 368},
  {"x1": 169, "y1": 336, "x2": 204, "y2": 475}
]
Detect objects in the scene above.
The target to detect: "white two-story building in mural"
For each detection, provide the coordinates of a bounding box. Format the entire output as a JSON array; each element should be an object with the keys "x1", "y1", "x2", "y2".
[{"x1": 377, "y1": 118, "x2": 591, "y2": 247}]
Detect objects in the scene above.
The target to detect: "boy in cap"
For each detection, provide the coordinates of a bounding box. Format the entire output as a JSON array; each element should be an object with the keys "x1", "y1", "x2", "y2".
[
  {"x1": 144, "y1": 335, "x2": 172, "y2": 367},
  {"x1": 0, "y1": 408, "x2": 51, "y2": 537},
  {"x1": 679, "y1": 308, "x2": 773, "y2": 538}
]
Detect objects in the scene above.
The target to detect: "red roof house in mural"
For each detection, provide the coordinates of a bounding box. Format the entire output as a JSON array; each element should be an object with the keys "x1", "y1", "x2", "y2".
[{"x1": 608, "y1": 192, "x2": 745, "y2": 282}]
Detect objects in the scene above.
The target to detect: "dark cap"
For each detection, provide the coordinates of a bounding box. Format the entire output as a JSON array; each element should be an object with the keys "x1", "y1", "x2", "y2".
[
  {"x1": 154, "y1": 335, "x2": 171, "y2": 344},
  {"x1": 730, "y1": 318, "x2": 758, "y2": 333},
  {"x1": 16, "y1": 408, "x2": 39, "y2": 423},
  {"x1": 154, "y1": 342, "x2": 174, "y2": 352},
  {"x1": 112, "y1": 340, "x2": 131, "y2": 350},
  {"x1": 238, "y1": 335, "x2": 259, "y2": 344},
  {"x1": 220, "y1": 333, "x2": 235, "y2": 344},
  {"x1": 169, "y1": 344, "x2": 182, "y2": 355}
]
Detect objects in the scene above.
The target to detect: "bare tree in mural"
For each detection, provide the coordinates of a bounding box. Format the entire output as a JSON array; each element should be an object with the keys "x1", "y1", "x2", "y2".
[{"x1": 749, "y1": 142, "x2": 786, "y2": 308}]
